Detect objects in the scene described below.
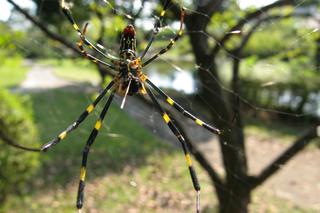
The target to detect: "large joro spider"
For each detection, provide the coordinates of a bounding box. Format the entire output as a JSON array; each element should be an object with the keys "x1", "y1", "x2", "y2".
[{"x1": 41, "y1": 0, "x2": 220, "y2": 212}]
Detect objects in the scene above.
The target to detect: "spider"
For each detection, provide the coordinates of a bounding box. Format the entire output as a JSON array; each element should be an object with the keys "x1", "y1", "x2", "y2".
[{"x1": 41, "y1": 0, "x2": 220, "y2": 212}]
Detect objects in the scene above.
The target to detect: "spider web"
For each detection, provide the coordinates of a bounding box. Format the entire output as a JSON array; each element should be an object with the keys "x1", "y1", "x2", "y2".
[{"x1": 5, "y1": 0, "x2": 320, "y2": 212}]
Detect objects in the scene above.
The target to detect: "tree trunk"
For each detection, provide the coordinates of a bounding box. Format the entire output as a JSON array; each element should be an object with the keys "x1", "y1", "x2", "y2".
[{"x1": 186, "y1": 15, "x2": 250, "y2": 212}]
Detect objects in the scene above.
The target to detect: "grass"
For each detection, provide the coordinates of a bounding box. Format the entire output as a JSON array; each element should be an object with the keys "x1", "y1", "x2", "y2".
[
  {"x1": 0, "y1": 57, "x2": 29, "y2": 88},
  {"x1": 251, "y1": 190, "x2": 319, "y2": 213},
  {"x1": 1, "y1": 87, "x2": 317, "y2": 212},
  {"x1": 244, "y1": 117, "x2": 320, "y2": 149},
  {"x1": 39, "y1": 59, "x2": 101, "y2": 84},
  {"x1": 1, "y1": 88, "x2": 216, "y2": 212}
]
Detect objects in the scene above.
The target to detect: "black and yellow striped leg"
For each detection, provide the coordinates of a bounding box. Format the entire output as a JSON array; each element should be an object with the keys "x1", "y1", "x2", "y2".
[
  {"x1": 142, "y1": 7, "x2": 185, "y2": 67},
  {"x1": 145, "y1": 86, "x2": 201, "y2": 213},
  {"x1": 41, "y1": 81, "x2": 115, "y2": 152},
  {"x1": 140, "y1": 0, "x2": 171, "y2": 59},
  {"x1": 77, "y1": 91, "x2": 115, "y2": 210},
  {"x1": 61, "y1": 2, "x2": 120, "y2": 63},
  {"x1": 77, "y1": 42, "x2": 117, "y2": 70},
  {"x1": 146, "y1": 79, "x2": 221, "y2": 135}
]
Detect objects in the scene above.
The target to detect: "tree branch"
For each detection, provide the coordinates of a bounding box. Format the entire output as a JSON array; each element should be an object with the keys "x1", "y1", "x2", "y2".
[
  {"x1": 211, "y1": 0, "x2": 295, "y2": 57},
  {"x1": 250, "y1": 125, "x2": 319, "y2": 189},
  {"x1": 159, "y1": 0, "x2": 180, "y2": 19},
  {"x1": 195, "y1": 0, "x2": 223, "y2": 17},
  {"x1": 7, "y1": 0, "x2": 81, "y2": 55},
  {"x1": 0, "y1": 127, "x2": 41, "y2": 152}
]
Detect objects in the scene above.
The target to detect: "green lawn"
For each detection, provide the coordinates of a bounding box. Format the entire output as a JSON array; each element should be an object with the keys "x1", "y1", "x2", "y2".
[
  {"x1": 0, "y1": 58, "x2": 29, "y2": 88},
  {"x1": 40, "y1": 59, "x2": 101, "y2": 84},
  {"x1": 2, "y1": 88, "x2": 216, "y2": 212},
  {"x1": 1, "y1": 87, "x2": 316, "y2": 212}
]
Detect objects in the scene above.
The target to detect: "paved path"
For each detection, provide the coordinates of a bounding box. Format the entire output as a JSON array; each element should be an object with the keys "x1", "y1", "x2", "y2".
[
  {"x1": 19, "y1": 62, "x2": 320, "y2": 210},
  {"x1": 19, "y1": 62, "x2": 78, "y2": 92}
]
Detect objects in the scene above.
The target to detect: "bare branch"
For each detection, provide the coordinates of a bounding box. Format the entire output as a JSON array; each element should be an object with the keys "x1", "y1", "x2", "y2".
[
  {"x1": 211, "y1": 0, "x2": 295, "y2": 57},
  {"x1": 195, "y1": 0, "x2": 223, "y2": 17},
  {"x1": 250, "y1": 125, "x2": 319, "y2": 189},
  {"x1": 0, "y1": 127, "x2": 41, "y2": 152},
  {"x1": 7, "y1": 0, "x2": 81, "y2": 55}
]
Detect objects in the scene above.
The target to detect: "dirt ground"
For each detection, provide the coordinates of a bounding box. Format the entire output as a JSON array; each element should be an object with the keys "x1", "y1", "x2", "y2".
[{"x1": 20, "y1": 63, "x2": 320, "y2": 211}]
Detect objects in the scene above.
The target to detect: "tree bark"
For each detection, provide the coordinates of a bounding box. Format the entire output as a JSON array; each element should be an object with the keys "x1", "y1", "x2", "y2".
[{"x1": 185, "y1": 11, "x2": 249, "y2": 211}]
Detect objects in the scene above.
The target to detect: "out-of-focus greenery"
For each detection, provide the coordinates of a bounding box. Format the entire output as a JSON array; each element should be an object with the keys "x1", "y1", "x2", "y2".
[
  {"x1": 0, "y1": 89, "x2": 40, "y2": 203},
  {"x1": 243, "y1": 18, "x2": 315, "y2": 59},
  {"x1": 0, "y1": 57, "x2": 29, "y2": 88},
  {"x1": 0, "y1": 23, "x2": 30, "y2": 88},
  {"x1": 39, "y1": 59, "x2": 101, "y2": 83}
]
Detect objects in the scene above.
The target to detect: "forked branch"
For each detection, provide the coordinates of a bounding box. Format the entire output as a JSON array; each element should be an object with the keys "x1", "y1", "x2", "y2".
[{"x1": 250, "y1": 125, "x2": 319, "y2": 189}]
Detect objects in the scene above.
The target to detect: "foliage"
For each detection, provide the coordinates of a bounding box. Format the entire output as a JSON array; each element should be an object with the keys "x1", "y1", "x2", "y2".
[
  {"x1": 0, "y1": 57, "x2": 29, "y2": 88},
  {"x1": 0, "y1": 89, "x2": 40, "y2": 203},
  {"x1": 0, "y1": 22, "x2": 25, "y2": 58}
]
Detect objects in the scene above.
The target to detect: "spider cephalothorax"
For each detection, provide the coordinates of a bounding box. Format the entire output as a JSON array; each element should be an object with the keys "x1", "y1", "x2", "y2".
[
  {"x1": 116, "y1": 25, "x2": 145, "y2": 97},
  {"x1": 41, "y1": 1, "x2": 221, "y2": 213}
]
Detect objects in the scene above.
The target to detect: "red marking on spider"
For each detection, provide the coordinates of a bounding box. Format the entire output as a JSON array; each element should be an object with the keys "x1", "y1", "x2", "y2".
[{"x1": 123, "y1": 25, "x2": 136, "y2": 36}]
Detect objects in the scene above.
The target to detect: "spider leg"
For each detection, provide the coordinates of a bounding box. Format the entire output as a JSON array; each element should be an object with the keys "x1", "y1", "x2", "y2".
[
  {"x1": 146, "y1": 78, "x2": 221, "y2": 135},
  {"x1": 76, "y1": 91, "x2": 115, "y2": 210},
  {"x1": 142, "y1": 7, "x2": 185, "y2": 67},
  {"x1": 145, "y1": 85, "x2": 201, "y2": 213},
  {"x1": 61, "y1": 3, "x2": 120, "y2": 63},
  {"x1": 41, "y1": 80, "x2": 115, "y2": 152},
  {"x1": 77, "y1": 40, "x2": 117, "y2": 71},
  {"x1": 140, "y1": 0, "x2": 171, "y2": 59}
]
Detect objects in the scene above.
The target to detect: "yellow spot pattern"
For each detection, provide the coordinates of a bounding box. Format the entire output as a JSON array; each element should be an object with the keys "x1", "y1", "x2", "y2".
[
  {"x1": 86, "y1": 104, "x2": 94, "y2": 113},
  {"x1": 58, "y1": 131, "x2": 67, "y2": 140},
  {"x1": 185, "y1": 154, "x2": 192, "y2": 166},
  {"x1": 166, "y1": 97, "x2": 174, "y2": 106},
  {"x1": 195, "y1": 119, "x2": 204, "y2": 126},
  {"x1": 139, "y1": 74, "x2": 148, "y2": 82},
  {"x1": 163, "y1": 113, "x2": 170, "y2": 123},
  {"x1": 80, "y1": 167, "x2": 86, "y2": 181},
  {"x1": 73, "y1": 24, "x2": 79, "y2": 31},
  {"x1": 95, "y1": 120, "x2": 102, "y2": 130},
  {"x1": 160, "y1": 10, "x2": 166, "y2": 17}
]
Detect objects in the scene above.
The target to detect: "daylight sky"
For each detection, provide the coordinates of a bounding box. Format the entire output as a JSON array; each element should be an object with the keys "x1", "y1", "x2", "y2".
[{"x1": 0, "y1": 0, "x2": 277, "y2": 21}]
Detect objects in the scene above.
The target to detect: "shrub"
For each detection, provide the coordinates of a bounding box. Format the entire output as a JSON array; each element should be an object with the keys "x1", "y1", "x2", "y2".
[{"x1": 0, "y1": 89, "x2": 40, "y2": 203}]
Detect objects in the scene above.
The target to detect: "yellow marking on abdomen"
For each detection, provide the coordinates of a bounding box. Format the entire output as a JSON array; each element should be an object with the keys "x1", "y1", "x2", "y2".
[
  {"x1": 166, "y1": 97, "x2": 174, "y2": 105},
  {"x1": 195, "y1": 119, "x2": 204, "y2": 126},
  {"x1": 95, "y1": 120, "x2": 102, "y2": 130},
  {"x1": 58, "y1": 131, "x2": 67, "y2": 140},
  {"x1": 163, "y1": 113, "x2": 170, "y2": 123},
  {"x1": 185, "y1": 154, "x2": 192, "y2": 166},
  {"x1": 80, "y1": 167, "x2": 86, "y2": 181},
  {"x1": 160, "y1": 10, "x2": 166, "y2": 17},
  {"x1": 86, "y1": 104, "x2": 94, "y2": 113}
]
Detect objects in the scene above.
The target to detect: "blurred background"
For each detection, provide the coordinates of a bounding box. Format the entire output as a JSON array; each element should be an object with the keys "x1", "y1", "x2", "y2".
[{"x1": 0, "y1": 0, "x2": 319, "y2": 212}]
